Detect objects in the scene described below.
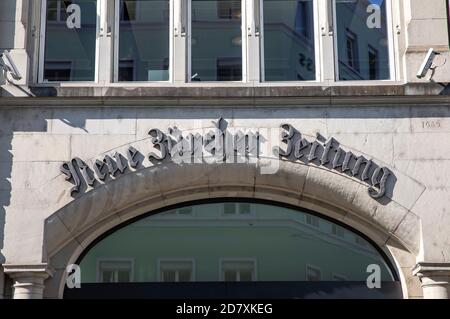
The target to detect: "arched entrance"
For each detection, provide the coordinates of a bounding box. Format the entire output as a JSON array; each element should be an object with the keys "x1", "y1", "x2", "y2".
[
  {"x1": 40, "y1": 159, "x2": 422, "y2": 298},
  {"x1": 63, "y1": 199, "x2": 402, "y2": 299}
]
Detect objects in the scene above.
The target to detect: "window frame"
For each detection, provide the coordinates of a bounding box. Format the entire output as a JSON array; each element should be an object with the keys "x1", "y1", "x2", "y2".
[
  {"x1": 35, "y1": 0, "x2": 400, "y2": 85},
  {"x1": 221, "y1": 202, "x2": 255, "y2": 217},
  {"x1": 96, "y1": 258, "x2": 135, "y2": 283},
  {"x1": 332, "y1": 0, "x2": 395, "y2": 82},
  {"x1": 113, "y1": 0, "x2": 174, "y2": 83},
  {"x1": 38, "y1": 0, "x2": 101, "y2": 83},
  {"x1": 219, "y1": 258, "x2": 257, "y2": 282},
  {"x1": 157, "y1": 258, "x2": 196, "y2": 282}
]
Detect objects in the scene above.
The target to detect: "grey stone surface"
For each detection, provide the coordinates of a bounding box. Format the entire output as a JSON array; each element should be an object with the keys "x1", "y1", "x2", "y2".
[{"x1": 1, "y1": 0, "x2": 450, "y2": 299}]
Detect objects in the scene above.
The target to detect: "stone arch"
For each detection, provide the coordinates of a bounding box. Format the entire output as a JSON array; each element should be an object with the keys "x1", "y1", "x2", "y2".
[{"x1": 41, "y1": 158, "x2": 424, "y2": 298}]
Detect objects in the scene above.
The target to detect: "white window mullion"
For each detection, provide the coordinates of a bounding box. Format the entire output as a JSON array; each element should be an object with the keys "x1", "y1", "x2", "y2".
[
  {"x1": 38, "y1": 0, "x2": 47, "y2": 83},
  {"x1": 386, "y1": 0, "x2": 397, "y2": 81},
  {"x1": 320, "y1": 0, "x2": 336, "y2": 83},
  {"x1": 97, "y1": 0, "x2": 113, "y2": 84},
  {"x1": 246, "y1": 0, "x2": 261, "y2": 83},
  {"x1": 173, "y1": 0, "x2": 187, "y2": 83}
]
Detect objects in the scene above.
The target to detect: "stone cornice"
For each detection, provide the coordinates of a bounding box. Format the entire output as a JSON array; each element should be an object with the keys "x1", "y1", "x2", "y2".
[
  {"x1": 3, "y1": 263, "x2": 55, "y2": 279},
  {"x1": 1, "y1": 83, "x2": 449, "y2": 107},
  {"x1": 412, "y1": 262, "x2": 450, "y2": 278}
]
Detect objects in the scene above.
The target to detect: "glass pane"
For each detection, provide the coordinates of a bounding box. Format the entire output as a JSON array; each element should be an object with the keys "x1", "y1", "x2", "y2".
[
  {"x1": 178, "y1": 207, "x2": 193, "y2": 215},
  {"x1": 263, "y1": 0, "x2": 315, "y2": 81},
  {"x1": 79, "y1": 202, "x2": 395, "y2": 283},
  {"x1": 239, "y1": 270, "x2": 253, "y2": 281},
  {"x1": 162, "y1": 270, "x2": 176, "y2": 282},
  {"x1": 178, "y1": 270, "x2": 192, "y2": 282},
  {"x1": 238, "y1": 202, "x2": 251, "y2": 214},
  {"x1": 118, "y1": 0, "x2": 170, "y2": 81},
  {"x1": 101, "y1": 270, "x2": 115, "y2": 283},
  {"x1": 191, "y1": 0, "x2": 242, "y2": 81},
  {"x1": 306, "y1": 266, "x2": 321, "y2": 281},
  {"x1": 117, "y1": 270, "x2": 131, "y2": 282},
  {"x1": 224, "y1": 270, "x2": 237, "y2": 281},
  {"x1": 224, "y1": 202, "x2": 236, "y2": 215},
  {"x1": 44, "y1": 0, "x2": 97, "y2": 81},
  {"x1": 335, "y1": 0, "x2": 390, "y2": 80}
]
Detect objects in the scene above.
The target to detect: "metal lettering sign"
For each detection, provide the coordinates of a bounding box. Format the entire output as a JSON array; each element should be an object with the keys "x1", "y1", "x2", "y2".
[{"x1": 61, "y1": 119, "x2": 392, "y2": 200}]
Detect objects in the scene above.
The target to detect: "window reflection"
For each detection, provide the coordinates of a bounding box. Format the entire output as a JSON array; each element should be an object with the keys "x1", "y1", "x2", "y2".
[
  {"x1": 336, "y1": 0, "x2": 390, "y2": 80},
  {"x1": 191, "y1": 0, "x2": 242, "y2": 82},
  {"x1": 118, "y1": 0, "x2": 170, "y2": 81},
  {"x1": 263, "y1": 0, "x2": 316, "y2": 81},
  {"x1": 43, "y1": 0, "x2": 97, "y2": 81},
  {"x1": 78, "y1": 202, "x2": 395, "y2": 283}
]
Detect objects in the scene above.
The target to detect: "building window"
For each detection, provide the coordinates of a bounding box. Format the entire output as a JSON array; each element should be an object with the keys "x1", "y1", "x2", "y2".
[
  {"x1": 221, "y1": 260, "x2": 256, "y2": 282},
  {"x1": 190, "y1": 0, "x2": 243, "y2": 82},
  {"x1": 306, "y1": 214, "x2": 319, "y2": 227},
  {"x1": 306, "y1": 265, "x2": 321, "y2": 281},
  {"x1": 262, "y1": 0, "x2": 316, "y2": 81},
  {"x1": 223, "y1": 202, "x2": 252, "y2": 216},
  {"x1": 217, "y1": 57, "x2": 242, "y2": 81},
  {"x1": 335, "y1": 0, "x2": 391, "y2": 80},
  {"x1": 41, "y1": 0, "x2": 98, "y2": 82},
  {"x1": 332, "y1": 224, "x2": 345, "y2": 237},
  {"x1": 166, "y1": 207, "x2": 193, "y2": 215},
  {"x1": 40, "y1": 0, "x2": 395, "y2": 84},
  {"x1": 120, "y1": 0, "x2": 138, "y2": 21},
  {"x1": 116, "y1": 0, "x2": 170, "y2": 82},
  {"x1": 159, "y1": 260, "x2": 194, "y2": 282},
  {"x1": 368, "y1": 46, "x2": 379, "y2": 80},
  {"x1": 98, "y1": 260, "x2": 133, "y2": 283},
  {"x1": 47, "y1": 0, "x2": 69, "y2": 22},
  {"x1": 345, "y1": 29, "x2": 359, "y2": 71},
  {"x1": 43, "y1": 61, "x2": 73, "y2": 81},
  {"x1": 217, "y1": 0, "x2": 241, "y2": 19}
]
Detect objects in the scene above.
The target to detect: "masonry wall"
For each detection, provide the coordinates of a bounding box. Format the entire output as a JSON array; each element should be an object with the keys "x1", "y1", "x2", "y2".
[{"x1": 1, "y1": 0, "x2": 450, "y2": 299}]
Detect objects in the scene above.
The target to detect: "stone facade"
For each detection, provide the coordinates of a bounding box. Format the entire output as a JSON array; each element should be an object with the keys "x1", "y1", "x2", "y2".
[{"x1": 1, "y1": 0, "x2": 450, "y2": 299}]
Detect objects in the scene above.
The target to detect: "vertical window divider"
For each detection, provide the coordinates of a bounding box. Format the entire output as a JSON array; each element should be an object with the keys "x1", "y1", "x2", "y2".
[
  {"x1": 186, "y1": 0, "x2": 192, "y2": 82},
  {"x1": 258, "y1": 0, "x2": 265, "y2": 82},
  {"x1": 113, "y1": 0, "x2": 119, "y2": 83},
  {"x1": 38, "y1": 0, "x2": 47, "y2": 83},
  {"x1": 386, "y1": 0, "x2": 397, "y2": 81},
  {"x1": 95, "y1": 0, "x2": 104, "y2": 83},
  {"x1": 241, "y1": 0, "x2": 248, "y2": 83},
  {"x1": 330, "y1": 0, "x2": 339, "y2": 82},
  {"x1": 314, "y1": 0, "x2": 323, "y2": 83},
  {"x1": 246, "y1": 0, "x2": 261, "y2": 83},
  {"x1": 174, "y1": 0, "x2": 187, "y2": 83},
  {"x1": 317, "y1": 0, "x2": 335, "y2": 83}
]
